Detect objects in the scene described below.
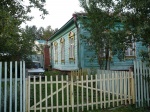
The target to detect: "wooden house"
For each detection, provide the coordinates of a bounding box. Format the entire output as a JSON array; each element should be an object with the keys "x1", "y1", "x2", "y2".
[{"x1": 49, "y1": 14, "x2": 147, "y2": 71}]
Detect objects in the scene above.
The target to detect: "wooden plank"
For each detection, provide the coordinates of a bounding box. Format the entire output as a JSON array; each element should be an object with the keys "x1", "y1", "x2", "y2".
[
  {"x1": 124, "y1": 71, "x2": 127, "y2": 105},
  {"x1": 103, "y1": 71, "x2": 106, "y2": 108},
  {"x1": 61, "y1": 75, "x2": 64, "y2": 112},
  {"x1": 143, "y1": 62, "x2": 146, "y2": 104},
  {"x1": 66, "y1": 76, "x2": 69, "y2": 112},
  {"x1": 56, "y1": 75, "x2": 59, "y2": 112},
  {"x1": 81, "y1": 75, "x2": 84, "y2": 111},
  {"x1": 23, "y1": 61, "x2": 26, "y2": 112},
  {"x1": 137, "y1": 61, "x2": 141, "y2": 106},
  {"x1": 127, "y1": 71, "x2": 131, "y2": 104},
  {"x1": 131, "y1": 72, "x2": 135, "y2": 104},
  {"x1": 15, "y1": 61, "x2": 18, "y2": 112},
  {"x1": 108, "y1": 71, "x2": 111, "y2": 107},
  {"x1": 50, "y1": 76, "x2": 53, "y2": 112},
  {"x1": 45, "y1": 76, "x2": 48, "y2": 112},
  {"x1": 39, "y1": 76, "x2": 42, "y2": 112},
  {"x1": 34, "y1": 76, "x2": 36, "y2": 112},
  {"x1": 145, "y1": 63, "x2": 149, "y2": 106},
  {"x1": 134, "y1": 61, "x2": 138, "y2": 106},
  {"x1": 148, "y1": 65, "x2": 150, "y2": 106},
  {"x1": 116, "y1": 71, "x2": 119, "y2": 106},
  {"x1": 120, "y1": 71, "x2": 123, "y2": 105},
  {"x1": 20, "y1": 61, "x2": 23, "y2": 112},
  {"x1": 28, "y1": 76, "x2": 31, "y2": 111},
  {"x1": 91, "y1": 75, "x2": 93, "y2": 110},
  {"x1": 139, "y1": 61, "x2": 143, "y2": 106},
  {"x1": 100, "y1": 72, "x2": 102, "y2": 108},
  {"x1": 9, "y1": 62, "x2": 12, "y2": 112},
  {"x1": 0, "y1": 62, "x2": 2, "y2": 111},
  {"x1": 26, "y1": 78, "x2": 28, "y2": 112},
  {"x1": 95, "y1": 75, "x2": 98, "y2": 109},
  {"x1": 77, "y1": 76, "x2": 79, "y2": 112},
  {"x1": 112, "y1": 71, "x2": 115, "y2": 107},
  {"x1": 70, "y1": 73, "x2": 74, "y2": 112},
  {"x1": 3, "y1": 63, "x2": 7, "y2": 111},
  {"x1": 86, "y1": 75, "x2": 89, "y2": 110}
]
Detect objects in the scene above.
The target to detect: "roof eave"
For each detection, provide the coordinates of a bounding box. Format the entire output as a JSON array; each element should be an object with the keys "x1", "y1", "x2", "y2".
[{"x1": 49, "y1": 17, "x2": 74, "y2": 40}]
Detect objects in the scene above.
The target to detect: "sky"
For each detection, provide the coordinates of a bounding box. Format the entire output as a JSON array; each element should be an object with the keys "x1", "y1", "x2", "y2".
[{"x1": 22, "y1": 0, "x2": 84, "y2": 29}]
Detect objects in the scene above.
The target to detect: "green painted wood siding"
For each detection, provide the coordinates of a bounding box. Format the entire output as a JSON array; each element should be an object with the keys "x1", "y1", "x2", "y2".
[{"x1": 51, "y1": 25, "x2": 79, "y2": 71}]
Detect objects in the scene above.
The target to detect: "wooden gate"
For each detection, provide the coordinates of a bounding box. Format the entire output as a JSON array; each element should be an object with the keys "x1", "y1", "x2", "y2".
[{"x1": 27, "y1": 69, "x2": 135, "y2": 112}]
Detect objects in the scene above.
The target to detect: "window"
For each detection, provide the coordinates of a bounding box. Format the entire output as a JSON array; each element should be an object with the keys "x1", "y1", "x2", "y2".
[
  {"x1": 99, "y1": 48, "x2": 111, "y2": 58},
  {"x1": 54, "y1": 42, "x2": 58, "y2": 62},
  {"x1": 60, "y1": 38, "x2": 65, "y2": 62},
  {"x1": 69, "y1": 32, "x2": 75, "y2": 59},
  {"x1": 125, "y1": 43, "x2": 135, "y2": 57}
]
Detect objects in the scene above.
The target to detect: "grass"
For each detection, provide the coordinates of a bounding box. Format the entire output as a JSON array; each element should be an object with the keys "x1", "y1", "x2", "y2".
[{"x1": 87, "y1": 105, "x2": 150, "y2": 112}]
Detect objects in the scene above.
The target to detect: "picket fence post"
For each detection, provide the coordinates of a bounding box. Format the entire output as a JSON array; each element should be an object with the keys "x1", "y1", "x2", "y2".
[
  {"x1": 70, "y1": 71, "x2": 74, "y2": 111},
  {"x1": 129, "y1": 68, "x2": 135, "y2": 104},
  {"x1": 26, "y1": 78, "x2": 29, "y2": 112}
]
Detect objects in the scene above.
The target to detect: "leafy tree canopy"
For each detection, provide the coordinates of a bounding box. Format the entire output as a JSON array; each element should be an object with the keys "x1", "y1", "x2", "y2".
[
  {"x1": 0, "y1": 0, "x2": 48, "y2": 61},
  {"x1": 38, "y1": 26, "x2": 58, "y2": 40},
  {"x1": 79, "y1": 0, "x2": 150, "y2": 68}
]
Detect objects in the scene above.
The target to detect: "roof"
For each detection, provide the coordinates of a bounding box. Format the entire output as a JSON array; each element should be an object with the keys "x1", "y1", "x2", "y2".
[
  {"x1": 48, "y1": 17, "x2": 74, "y2": 40},
  {"x1": 48, "y1": 13, "x2": 87, "y2": 41}
]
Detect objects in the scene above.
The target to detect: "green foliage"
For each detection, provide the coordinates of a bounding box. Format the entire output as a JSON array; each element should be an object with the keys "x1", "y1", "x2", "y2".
[
  {"x1": 79, "y1": 0, "x2": 150, "y2": 67},
  {"x1": 0, "y1": 0, "x2": 48, "y2": 61},
  {"x1": 87, "y1": 105, "x2": 150, "y2": 112},
  {"x1": 44, "y1": 70, "x2": 62, "y2": 76},
  {"x1": 38, "y1": 26, "x2": 58, "y2": 40},
  {"x1": 44, "y1": 70, "x2": 65, "y2": 81}
]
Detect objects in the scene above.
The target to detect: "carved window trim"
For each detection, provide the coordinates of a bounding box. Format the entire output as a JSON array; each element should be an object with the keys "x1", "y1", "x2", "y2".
[{"x1": 60, "y1": 38, "x2": 65, "y2": 63}]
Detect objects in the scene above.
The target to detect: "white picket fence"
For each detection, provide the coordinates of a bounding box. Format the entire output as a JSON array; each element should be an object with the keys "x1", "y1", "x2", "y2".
[
  {"x1": 27, "y1": 70, "x2": 135, "y2": 112},
  {"x1": 134, "y1": 61, "x2": 150, "y2": 107},
  {"x1": 1, "y1": 61, "x2": 150, "y2": 112},
  {"x1": 0, "y1": 61, "x2": 26, "y2": 112}
]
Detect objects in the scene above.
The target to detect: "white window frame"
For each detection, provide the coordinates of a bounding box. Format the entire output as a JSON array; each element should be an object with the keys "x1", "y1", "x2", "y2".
[
  {"x1": 54, "y1": 42, "x2": 58, "y2": 62},
  {"x1": 60, "y1": 38, "x2": 65, "y2": 62},
  {"x1": 125, "y1": 43, "x2": 135, "y2": 57},
  {"x1": 69, "y1": 32, "x2": 75, "y2": 59},
  {"x1": 99, "y1": 48, "x2": 111, "y2": 58}
]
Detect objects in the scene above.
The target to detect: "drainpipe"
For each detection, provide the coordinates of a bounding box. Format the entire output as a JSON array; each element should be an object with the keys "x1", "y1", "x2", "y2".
[{"x1": 73, "y1": 14, "x2": 81, "y2": 69}]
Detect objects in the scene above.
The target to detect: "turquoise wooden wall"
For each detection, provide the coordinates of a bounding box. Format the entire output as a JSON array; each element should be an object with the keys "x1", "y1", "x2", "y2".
[
  {"x1": 78, "y1": 23, "x2": 100, "y2": 68},
  {"x1": 78, "y1": 21, "x2": 148, "y2": 70},
  {"x1": 50, "y1": 24, "x2": 79, "y2": 71},
  {"x1": 110, "y1": 42, "x2": 147, "y2": 70},
  {"x1": 49, "y1": 18, "x2": 148, "y2": 71}
]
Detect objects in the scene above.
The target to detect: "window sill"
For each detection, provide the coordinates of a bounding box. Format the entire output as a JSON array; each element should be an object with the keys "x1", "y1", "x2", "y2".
[
  {"x1": 99, "y1": 57, "x2": 112, "y2": 60},
  {"x1": 125, "y1": 56, "x2": 136, "y2": 59},
  {"x1": 69, "y1": 58, "x2": 75, "y2": 60},
  {"x1": 61, "y1": 60, "x2": 65, "y2": 64}
]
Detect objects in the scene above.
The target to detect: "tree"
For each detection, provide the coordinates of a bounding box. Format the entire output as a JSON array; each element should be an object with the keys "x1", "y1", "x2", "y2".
[
  {"x1": 79, "y1": 0, "x2": 150, "y2": 68},
  {"x1": 38, "y1": 25, "x2": 58, "y2": 41},
  {"x1": 79, "y1": 1, "x2": 116, "y2": 69},
  {"x1": 0, "y1": 0, "x2": 48, "y2": 61}
]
